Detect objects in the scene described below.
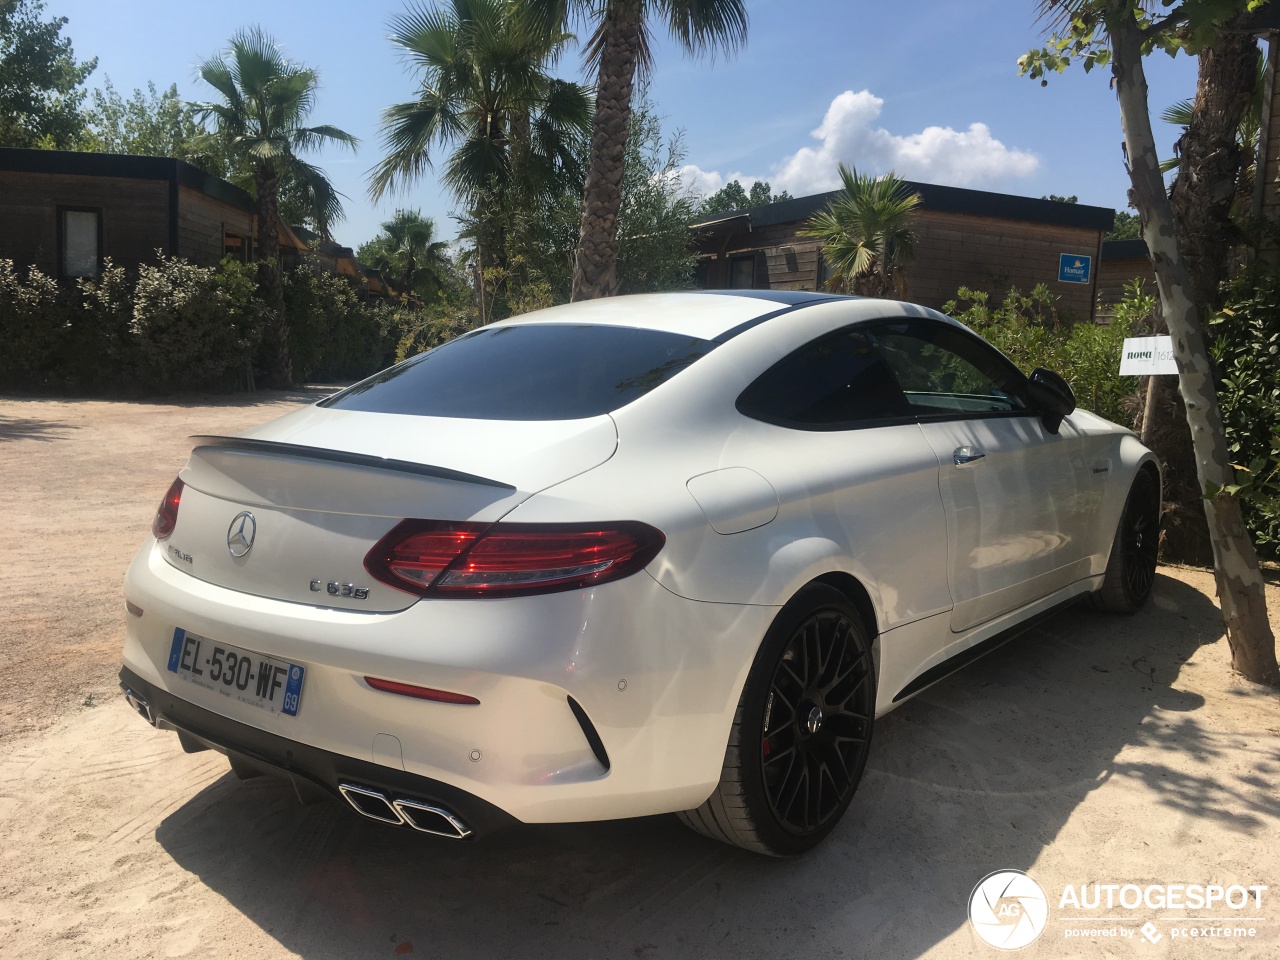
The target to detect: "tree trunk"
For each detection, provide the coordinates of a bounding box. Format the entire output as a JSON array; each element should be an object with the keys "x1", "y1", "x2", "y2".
[
  {"x1": 1141, "y1": 18, "x2": 1260, "y2": 564},
  {"x1": 1144, "y1": 376, "x2": 1214, "y2": 564},
  {"x1": 254, "y1": 166, "x2": 292, "y2": 388},
  {"x1": 1107, "y1": 2, "x2": 1279, "y2": 686},
  {"x1": 405, "y1": 249, "x2": 416, "y2": 307},
  {"x1": 570, "y1": 1, "x2": 642, "y2": 301},
  {"x1": 1173, "y1": 17, "x2": 1255, "y2": 312}
]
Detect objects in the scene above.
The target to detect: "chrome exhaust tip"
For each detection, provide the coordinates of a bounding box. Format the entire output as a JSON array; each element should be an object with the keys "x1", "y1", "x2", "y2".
[
  {"x1": 119, "y1": 684, "x2": 155, "y2": 725},
  {"x1": 338, "y1": 783, "x2": 405, "y2": 825},
  {"x1": 393, "y1": 799, "x2": 473, "y2": 839},
  {"x1": 337, "y1": 783, "x2": 472, "y2": 838}
]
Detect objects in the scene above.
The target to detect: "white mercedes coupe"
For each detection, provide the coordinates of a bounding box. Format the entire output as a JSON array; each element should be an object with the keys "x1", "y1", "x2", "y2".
[{"x1": 120, "y1": 291, "x2": 1160, "y2": 856}]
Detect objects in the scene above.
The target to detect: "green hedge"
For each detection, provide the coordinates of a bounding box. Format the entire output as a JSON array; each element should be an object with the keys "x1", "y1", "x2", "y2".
[
  {"x1": 945, "y1": 279, "x2": 1278, "y2": 559},
  {"x1": 0, "y1": 256, "x2": 463, "y2": 394},
  {"x1": 1210, "y1": 274, "x2": 1280, "y2": 559},
  {"x1": 942, "y1": 282, "x2": 1150, "y2": 427}
]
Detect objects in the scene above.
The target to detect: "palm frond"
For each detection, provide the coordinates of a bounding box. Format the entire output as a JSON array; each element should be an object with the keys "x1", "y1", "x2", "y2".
[
  {"x1": 193, "y1": 27, "x2": 355, "y2": 241},
  {"x1": 800, "y1": 164, "x2": 920, "y2": 296},
  {"x1": 660, "y1": 0, "x2": 749, "y2": 59},
  {"x1": 368, "y1": 95, "x2": 466, "y2": 200}
]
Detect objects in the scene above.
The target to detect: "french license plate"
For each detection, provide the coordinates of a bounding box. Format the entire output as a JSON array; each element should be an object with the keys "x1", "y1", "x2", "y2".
[{"x1": 166, "y1": 628, "x2": 304, "y2": 717}]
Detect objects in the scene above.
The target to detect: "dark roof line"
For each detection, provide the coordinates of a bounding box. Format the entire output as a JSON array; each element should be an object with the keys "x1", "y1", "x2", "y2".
[
  {"x1": 690, "y1": 179, "x2": 1115, "y2": 233},
  {"x1": 0, "y1": 147, "x2": 253, "y2": 212},
  {"x1": 1101, "y1": 238, "x2": 1149, "y2": 260},
  {"x1": 290, "y1": 224, "x2": 355, "y2": 259}
]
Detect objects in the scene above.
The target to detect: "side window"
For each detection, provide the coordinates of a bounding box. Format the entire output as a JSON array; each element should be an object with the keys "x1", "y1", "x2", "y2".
[
  {"x1": 872, "y1": 321, "x2": 1030, "y2": 417},
  {"x1": 728, "y1": 255, "x2": 755, "y2": 289},
  {"x1": 737, "y1": 328, "x2": 912, "y2": 429},
  {"x1": 59, "y1": 207, "x2": 101, "y2": 279}
]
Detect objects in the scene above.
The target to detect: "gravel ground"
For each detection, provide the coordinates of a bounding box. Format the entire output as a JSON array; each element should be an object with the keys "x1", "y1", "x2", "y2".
[{"x1": 1, "y1": 392, "x2": 1278, "y2": 960}]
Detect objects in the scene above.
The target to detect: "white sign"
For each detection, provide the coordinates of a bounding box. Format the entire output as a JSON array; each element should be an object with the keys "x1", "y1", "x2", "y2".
[{"x1": 1119, "y1": 336, "x2": 1179, "y2": 376}]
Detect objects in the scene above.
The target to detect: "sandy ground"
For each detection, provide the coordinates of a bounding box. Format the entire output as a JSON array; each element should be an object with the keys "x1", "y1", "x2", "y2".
[{"x1": 1, "y1": 392, "x2": 1279, "y2": 960}]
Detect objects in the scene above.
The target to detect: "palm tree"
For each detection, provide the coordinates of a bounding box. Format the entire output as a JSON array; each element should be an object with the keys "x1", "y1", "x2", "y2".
[
  {"x1": 369, "y1": 0, "x2": 591, "y2": 291},
  {"x1": 801, "y1": 164, "x2": 921, "y2": 298},
  {"x1": 525, "y1": 0, "x2": 748, "y2": 301},
  {"x1": 361, "y1": 209, "x2": 452, "y2": 304},
  {"x1": 192, "y1": 27, "x2": 358, "y2": 386},
  {"x1": 1160, "y1": 49, "x2": 1266, "y2": 208}
]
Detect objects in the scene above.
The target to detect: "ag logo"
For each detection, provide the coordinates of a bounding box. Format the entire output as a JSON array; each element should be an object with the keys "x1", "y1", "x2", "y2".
[{"x1": 969, "y1": 869, "x2": 1048, "y2": 950}]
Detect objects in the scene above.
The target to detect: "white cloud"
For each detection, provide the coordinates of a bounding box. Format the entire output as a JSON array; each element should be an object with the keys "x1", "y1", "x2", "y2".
[
  {"x1": 685, "y1": 89, "x2": 1040, "y2": 199},
  {"x1": 676, "y1": 164, "x2": 755, "y2": 199}
]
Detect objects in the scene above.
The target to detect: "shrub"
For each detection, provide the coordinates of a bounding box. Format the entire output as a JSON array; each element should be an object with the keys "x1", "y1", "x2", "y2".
[
  {"x1": 1210, "y1": 273, "x2": 1280, "y2": 559},
  {"x1": 0, "y1": 259, "x2": 71, "y2": 387},
  {"x1": 132, "y1": 255, "x2": 261, "y2": 391},
  {"x1": 377, "y1": 299, "x2": 475, "y2": 365},
  {"x1": 67, "y1": 260, "x2": 136, "y2": 389},
  {"x1": 942, "y1": 283, "x2": 1143, "y2": 426},
  {"x1": 284, "y1": 263, "x2": 402, "y2": 382},
  {"x1": 0, "y1": 252, "x2": 475, "y2": 395}
]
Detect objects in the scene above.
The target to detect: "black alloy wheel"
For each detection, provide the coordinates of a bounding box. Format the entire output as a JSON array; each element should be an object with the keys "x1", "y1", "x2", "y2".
[
  {"x1": 1121, "y1": 471, "x2": 1160, "y2": 603},
  {"x1": 676, "y1": 583, "x2": 876, "y2": 855},
  {"x1": 760, "y1": 606, "x2": 875, "y2": 835},
  {"x1": 1093, "y1": 468, "x2": 1162, "y2": 613}
]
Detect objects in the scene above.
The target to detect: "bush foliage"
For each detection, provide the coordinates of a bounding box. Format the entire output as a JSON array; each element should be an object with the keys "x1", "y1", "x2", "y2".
[
  {"x1": 0, "y1": 255, "x2": 464, "y2": 394},
  {"x1": 1210, "y1": 273, "x2": 1280, "y2": 558},
  {"x1": 132, "y1": 256, "x2": 263, "y2": 391},
  {"x1": 942, "y1": 282, "x2": 1148, "y2": 426}
]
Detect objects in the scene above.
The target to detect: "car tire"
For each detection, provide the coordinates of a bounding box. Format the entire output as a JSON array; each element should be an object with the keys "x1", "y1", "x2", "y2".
[
  {"x1": 677, "y1": 583, "x2": 876, "y2": 856},
  {"x1": 1091, "y1": 468, "x2": 1161, "y2": 613}
]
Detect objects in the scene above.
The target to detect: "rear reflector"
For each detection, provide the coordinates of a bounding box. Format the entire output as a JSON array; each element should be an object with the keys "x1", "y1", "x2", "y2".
[
  {"x1": 365, "y1": 520, "x2": 665, "y2": 598},
  {"x1": 364, "y1": 676, "x2": 480, "y2": 705},
  {"x1": 125, "y1": 600, "x2": 144, "y2": 618},
  {"x1": 152, "y1": 477, "x2": 184, "y2": 540}
]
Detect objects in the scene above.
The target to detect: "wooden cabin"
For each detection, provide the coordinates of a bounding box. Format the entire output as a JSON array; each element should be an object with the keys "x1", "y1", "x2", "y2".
[
  {"x1": 690, "y1": 182, "x2": 1115, "y2": 321},
  {"x1": 0, "y1": 148, "x2": 255, "y2": 278}
]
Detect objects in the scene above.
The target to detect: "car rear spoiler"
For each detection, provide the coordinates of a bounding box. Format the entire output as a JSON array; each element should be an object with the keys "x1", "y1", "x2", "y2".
[{"x1": 188, "y1": 435, "x2": 516, "y2": 490}]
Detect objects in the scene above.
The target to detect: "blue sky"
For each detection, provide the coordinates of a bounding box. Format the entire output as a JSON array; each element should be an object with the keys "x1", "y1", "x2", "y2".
[{"x1": 48, "y1": 0, "x2": 1200, "y2": 249}]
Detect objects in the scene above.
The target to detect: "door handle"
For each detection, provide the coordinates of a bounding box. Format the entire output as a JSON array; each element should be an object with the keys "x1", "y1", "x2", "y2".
[{"x1": 953, "y1": 446, "x2": 986, "y2": 466}]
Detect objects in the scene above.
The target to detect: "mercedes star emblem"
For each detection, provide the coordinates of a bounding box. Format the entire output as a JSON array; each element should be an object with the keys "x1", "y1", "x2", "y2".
[{"x1": 226, "y1": 511, "x2": 257, "y2": 558}]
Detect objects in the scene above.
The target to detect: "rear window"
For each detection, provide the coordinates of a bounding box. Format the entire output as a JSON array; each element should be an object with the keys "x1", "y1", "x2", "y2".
[{"x1": 321, "y1": 324, "x2": 718, "y2": 420}]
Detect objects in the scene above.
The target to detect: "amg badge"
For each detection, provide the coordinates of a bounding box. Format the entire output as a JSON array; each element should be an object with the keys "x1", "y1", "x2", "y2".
[{"x1": 311, "y1": 580, "x2": 369, "y2": 600}]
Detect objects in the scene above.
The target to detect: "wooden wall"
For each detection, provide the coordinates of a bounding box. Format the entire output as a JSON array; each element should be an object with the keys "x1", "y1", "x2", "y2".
[
  {"x1": 1097, "y1": 256, "x2": 1156, "y2": 311},
  {"x1": 0, "y1": 171, "x2": 168, "y2": 275},
  {"x1": 177, "y1": 185, "x2": 252, "y2": 264},
  {"x1": 0, "y1": 172, "x2": 255, "y2": 275},
  {"x1": 909, "y1": 212, "x2": 1101, "y2": 319},
  {"x1": 696, "y1": 210, "x2": 1105, "y2": 321}
]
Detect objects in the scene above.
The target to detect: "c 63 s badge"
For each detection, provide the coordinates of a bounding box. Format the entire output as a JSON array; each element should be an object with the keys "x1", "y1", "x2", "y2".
[{"x1": 311, "y1": 580, "x2": 370, "y2": 600}]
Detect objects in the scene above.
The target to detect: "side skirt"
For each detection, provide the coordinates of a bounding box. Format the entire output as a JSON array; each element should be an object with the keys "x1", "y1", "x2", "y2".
[{"x1": 890, "y1": 590, "x2": 1093, "y2": 705}]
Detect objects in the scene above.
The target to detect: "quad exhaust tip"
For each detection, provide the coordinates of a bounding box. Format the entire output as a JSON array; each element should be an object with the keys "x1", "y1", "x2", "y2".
[
  {"x1": 117, "y1": 687, "x2": 470, "y2": 838},
  {"x1": 338, "y1": 782, "x2": 472, "y2": 839},
  {"x1": 120, "y1": 684, "x2": 156, "y2": 725}
]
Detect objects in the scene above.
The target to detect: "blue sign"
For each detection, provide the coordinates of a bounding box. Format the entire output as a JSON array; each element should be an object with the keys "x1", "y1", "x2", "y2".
[{"x1": 1058, "y1": 253, "x2": 1092, "y2": 284}]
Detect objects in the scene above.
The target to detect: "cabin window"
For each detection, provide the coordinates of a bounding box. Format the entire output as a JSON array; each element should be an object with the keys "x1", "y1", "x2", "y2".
[
  {"x1": 59, "y1": 207, "x2": 101, "y2": 279},
  {"x1": 223, "y1": 233, "x2": 249, "y2": 262},
  {"x1": 729, "y1": 255, "x2": 755, "y2": 289}
]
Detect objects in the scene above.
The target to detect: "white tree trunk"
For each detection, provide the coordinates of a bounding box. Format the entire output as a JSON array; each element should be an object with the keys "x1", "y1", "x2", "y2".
[{"x1": 1107, "y1": 1, "x2": 1278, "y2": 686}]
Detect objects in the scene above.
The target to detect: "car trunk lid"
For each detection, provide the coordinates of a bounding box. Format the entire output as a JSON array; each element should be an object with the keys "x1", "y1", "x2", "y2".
[{"x1": 161, "y1": 408, "x2": 618, "y2": 613}]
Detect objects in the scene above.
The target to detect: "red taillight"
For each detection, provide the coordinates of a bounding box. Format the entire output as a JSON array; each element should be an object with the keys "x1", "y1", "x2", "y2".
[
  {"x1": 365, "y1": 520, "x2": 665, "y2": 598},
  {"x1": 152, "y1": 477, "x2": 184, "y2": 540},
  {"x1": 364, "y1": 677, "x2": 480, "y2": 705}
]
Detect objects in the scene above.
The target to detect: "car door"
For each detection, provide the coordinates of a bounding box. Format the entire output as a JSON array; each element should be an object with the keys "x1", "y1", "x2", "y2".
[
  {"x1": 731, "y1": 323, "x2": 956, "y2": 698},
  {"x1": 869, "y1": 319, "x2": 1094, "y2": 635}
]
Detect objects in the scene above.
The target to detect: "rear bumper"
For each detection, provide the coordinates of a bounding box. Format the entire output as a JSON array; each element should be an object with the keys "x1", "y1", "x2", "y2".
[
  {"x1": 122, "y1": 538, "x2": 778, "y2": 824},
  {"x1": 119, "y1": 666, "x2": 517, "y2": 838}
]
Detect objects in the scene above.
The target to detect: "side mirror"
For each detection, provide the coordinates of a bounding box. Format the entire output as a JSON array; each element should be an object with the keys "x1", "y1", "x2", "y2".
[{"x1": 1027, "y1": 367, "x2": 1075, "y2": 434}]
